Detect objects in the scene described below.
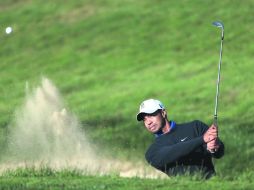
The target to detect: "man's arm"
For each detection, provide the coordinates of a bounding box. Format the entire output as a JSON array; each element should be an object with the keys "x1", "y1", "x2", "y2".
[
  {"x1": 146, "y1": 123, "x2": 218, "y2": 168},
  {"x1": 146, "y1": 136, "x2": 204, "y2": 168}
]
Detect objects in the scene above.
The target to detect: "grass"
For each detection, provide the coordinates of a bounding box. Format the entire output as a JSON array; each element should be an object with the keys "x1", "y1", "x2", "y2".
[
  {"x1": 0, "y1": 168, "x2": 253, "y2": 190},
  {"x1": 0, "y1": 0, "x2": 254, "y2": 188}
]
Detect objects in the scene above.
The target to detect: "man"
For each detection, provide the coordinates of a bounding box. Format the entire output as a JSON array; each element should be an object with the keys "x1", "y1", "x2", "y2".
[{"x1": 137, "y1": 99, "x2": 224, "y2": 179}]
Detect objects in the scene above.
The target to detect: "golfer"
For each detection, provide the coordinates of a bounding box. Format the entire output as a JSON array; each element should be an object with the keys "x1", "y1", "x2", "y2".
[{"x1": 137, "y1": 99, "x2": 224, "y2": 179}]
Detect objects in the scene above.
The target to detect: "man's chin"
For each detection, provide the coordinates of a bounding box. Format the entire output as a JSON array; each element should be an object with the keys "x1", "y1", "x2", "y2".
[
  {"x1": 151, "y1": 128, "x2": 161, "y2": 134},
  {"x1": 149, "y1": 129, "x2": 157, "y2": 133},
  {"x1": 151, "y1": 126, "x2": 164, "y2": 135}
]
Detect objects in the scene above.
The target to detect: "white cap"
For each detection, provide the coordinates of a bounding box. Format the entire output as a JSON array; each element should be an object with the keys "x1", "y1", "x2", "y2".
[{"x1": 136, "y1": 99, "x2": 165, "y2": 121}]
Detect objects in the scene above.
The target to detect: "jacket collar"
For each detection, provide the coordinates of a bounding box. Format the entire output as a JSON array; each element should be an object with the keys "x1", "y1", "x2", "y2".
[{"x1": 154, "y1": 120, "x2": 176, "y2": 138}]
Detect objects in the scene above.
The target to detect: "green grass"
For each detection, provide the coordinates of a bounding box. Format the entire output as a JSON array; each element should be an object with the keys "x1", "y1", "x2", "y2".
[
  {"x1": 0, "y1": 168, "x2": 253, "y2": 190},
  {"x1": 1, "y1": 0, "x2": 254, "y2": 188}
]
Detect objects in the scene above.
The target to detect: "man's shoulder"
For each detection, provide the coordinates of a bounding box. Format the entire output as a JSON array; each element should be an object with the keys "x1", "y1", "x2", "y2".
[
  {"x1": 176, "y1": 120, "x2": 209, "y2": 136},
  {"x1": 145, "y1": 136, "x2": 169, "y2": 160},
  {"x1": 177, "y1": 120, "x2": 208, "y2": 128},
  {"x1": 145, "y1": 141, "x2": 158, "y2": 162}
]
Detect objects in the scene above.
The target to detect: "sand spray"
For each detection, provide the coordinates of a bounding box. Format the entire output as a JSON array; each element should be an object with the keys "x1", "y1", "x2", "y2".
[{"x1": 0, "y1": 78, "x2": 165, "y2": 178}]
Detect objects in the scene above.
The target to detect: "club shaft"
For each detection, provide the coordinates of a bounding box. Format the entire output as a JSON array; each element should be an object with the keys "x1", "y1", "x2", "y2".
[{"x1": 214, "y1": 29, "x2": 224, "y2": 127}]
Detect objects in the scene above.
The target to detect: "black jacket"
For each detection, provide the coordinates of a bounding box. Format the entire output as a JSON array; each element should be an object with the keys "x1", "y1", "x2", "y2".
[{"x1": 145, "y1": 120, "x2": 224, "y2": 179}]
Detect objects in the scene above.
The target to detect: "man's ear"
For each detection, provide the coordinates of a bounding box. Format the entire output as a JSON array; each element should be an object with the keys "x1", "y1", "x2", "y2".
[{"x1": 161, "y1": 109, "x2": 167, "y2": 118}]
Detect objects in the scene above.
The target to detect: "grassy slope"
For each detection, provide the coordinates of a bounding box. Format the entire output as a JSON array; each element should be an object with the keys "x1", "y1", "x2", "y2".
[
  {"x1": 0, "y1": 168, "x2": 253, "y2": 190},
  {"x1": 0, "y1": 176, "x2": 253, "y2": 190},
  {"x1": 0, "y1": 0, "x2": 254, "y2": 184}
]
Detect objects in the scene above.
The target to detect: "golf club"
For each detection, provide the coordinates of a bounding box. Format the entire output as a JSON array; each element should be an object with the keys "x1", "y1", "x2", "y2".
[
  {"x1": 212, "y1": 21, "x2": 224, "y2": 128},
  {"x1": 210, "y1": 21, "x2": 224, "y2": 153}
]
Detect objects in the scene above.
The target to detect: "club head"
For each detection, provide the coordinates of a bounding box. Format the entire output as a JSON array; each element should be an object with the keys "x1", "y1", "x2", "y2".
[
  {"x1": 212, "y1": 21, "x2": 224, "y2": 39},
  {"x1": 212, "y1": 21, "x2": 224, "y2": 29}
]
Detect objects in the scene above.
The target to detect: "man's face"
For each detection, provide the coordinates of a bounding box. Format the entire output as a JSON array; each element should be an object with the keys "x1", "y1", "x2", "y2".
[{"x1": 143, "y1": 110, "x2": 166, "y2": 133}]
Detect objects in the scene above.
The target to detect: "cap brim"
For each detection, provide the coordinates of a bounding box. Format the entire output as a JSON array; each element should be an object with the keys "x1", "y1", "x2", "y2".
[{"x1": 136, "y1": 109, "x2": 162, "y2": 121}]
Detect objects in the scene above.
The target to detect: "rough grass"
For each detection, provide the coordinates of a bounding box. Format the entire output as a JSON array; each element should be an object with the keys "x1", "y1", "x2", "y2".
[
  {"x1": 0, "y1": 168, "x2": 253, "y2": 190},
  {"x1": 0, "y1": 177, "x2": 245, "y2": 190}
]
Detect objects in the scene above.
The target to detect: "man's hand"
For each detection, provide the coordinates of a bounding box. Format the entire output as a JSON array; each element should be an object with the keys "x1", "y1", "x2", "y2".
[
  {"x1": 203, "y1": 124, "x2": 220, "y2": 153},
  {"x1": 203, "y1": 124, "x2": 218, "y2": 143},
  {"x1": 207, "y1": 139, "x2": 220, "y2": 152}
]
